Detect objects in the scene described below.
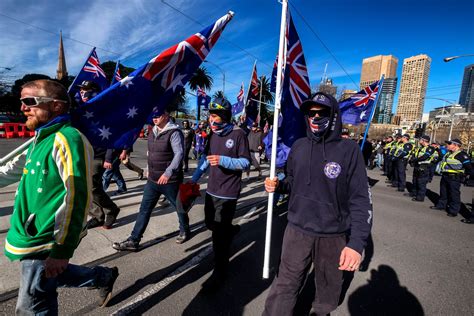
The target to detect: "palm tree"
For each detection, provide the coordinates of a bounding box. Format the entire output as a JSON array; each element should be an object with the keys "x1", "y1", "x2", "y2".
[
  {"x1": 188, "y1": 66, "x2": 213, "y2": 91},
  {"x1": 257, "y1": 75, "x2": 274, "y2": 126},
  {"x1": 168, "y1": 88, "x2": 187, "y2": 117}
]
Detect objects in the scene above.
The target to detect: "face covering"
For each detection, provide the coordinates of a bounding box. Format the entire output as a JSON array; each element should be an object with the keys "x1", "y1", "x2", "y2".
[
  {"x1": 308, "y1": 116, "x2": 330, "y2": 136},
  {"x1": 80, "y1": 90, "x2": 97, "y2": 103},
  {"x1": 210, "y1": 120, "x2": 225, "y2": 132}
]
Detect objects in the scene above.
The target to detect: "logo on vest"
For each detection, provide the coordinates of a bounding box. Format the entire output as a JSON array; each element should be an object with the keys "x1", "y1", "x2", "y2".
[
  {"x1": 324, "y1": 162, "x2": 341, "y2": 179},
  {"x1": 225, "y1": 139, "x2": 234, "y2": 149}
]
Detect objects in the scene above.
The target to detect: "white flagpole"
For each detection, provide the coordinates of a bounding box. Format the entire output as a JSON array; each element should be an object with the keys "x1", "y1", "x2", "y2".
[{"x1": 263, "y1": 0, "x2": 287, "y2": 279}]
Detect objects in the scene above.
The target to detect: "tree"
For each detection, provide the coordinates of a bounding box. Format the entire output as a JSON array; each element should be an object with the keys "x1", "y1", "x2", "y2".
[
  {"x1": 256, "y1": 75, "x2": 274, "y2": 126},
  {"x1": 101, "y1": 60, "x2": 136, "y2": 83},
  {"x1": 188, "y1": 66, "x2": 213, "y2": 91},
  {"x1": 167, "y1": 88, "x2": 187, "y2": 117}
]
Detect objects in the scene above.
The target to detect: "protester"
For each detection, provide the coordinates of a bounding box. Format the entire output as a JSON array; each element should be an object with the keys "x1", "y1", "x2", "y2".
[
  {"x1": 358, "y1": 133, "x2": 373, "y2": 166},
  {"x1": 79, "y1": 81, "x2": 121, "y2": 230},
  {"x1": 121, "y1": 147, "x2": 144, "y2": 180},
  {"x1": 102, "y1": 149, "x2": 128, "y2": 195},
  {"x1": 193, "y1": 121, "x2": 208, "y2": 160},
  {"x1": 190, "y1": 97, "x2": 251, "y2": 292},
  {"x1": 246, "y1": 122, "x2": 264, "y2": 179},
  {"x1": 181, "y1": 120, "x2": 194, "y2": 172},
  {"x1": 390, "y1": 134, "x2": 413, "y2": 192},
  {"x1": 408, "y1": 135, "x2": 435, "y2": 202},
  {"x1": 263, "y1": 92, "x2": 372, "y2": 315},
  {"x1": 5, "y1": 80, "x2": 118, "y2": 314},
  {"x1": 430, "y1": 139, "x2": 473, "y2": 217},
  {"x1": 113, "y1": 108, "x2": 190, "y2": 250},
  {"x1": 341, "y1": 130, "x2": 350, "y2": 139}
]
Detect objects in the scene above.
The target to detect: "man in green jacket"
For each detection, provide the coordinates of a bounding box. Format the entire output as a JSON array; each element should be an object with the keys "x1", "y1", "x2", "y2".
[{"x1": 5, "y1": 80, "x2": 118, "y2": 314}]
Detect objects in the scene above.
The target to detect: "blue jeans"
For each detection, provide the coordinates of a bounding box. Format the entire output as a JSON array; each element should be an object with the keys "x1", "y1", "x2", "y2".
[
  {"x1": 16, "y1": 259, "x2": 112, "y2": 315},
  {"x1": 130, "y1": 180, "x2": 189, "y2": 242},
  {"x1": 102, "y1": 158, "x2": 127, "y2": 192}
]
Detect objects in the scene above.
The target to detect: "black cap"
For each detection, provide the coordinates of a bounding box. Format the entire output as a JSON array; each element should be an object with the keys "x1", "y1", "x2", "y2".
[
  {"x1": 209, "y1": 97, "x2": 232, "y2": 122},
  {"x1": 420, "y1": 135, "x2": 430, "y2": 142},
  {"x1": 402, "y1": 133, "x2": 410, "y2": 139},
  {"x1": 300, "y1": 92, "x2": 334, "y2": 113},
  {"x1": 77, "y1": 80, "x2": 100, "y2": 91},
  {"x1": 446, "y1": 138, "x2": 462, "y2": 146},
  {"x1": 395, "y1": 133, "x2": 402, "y2": 138}
]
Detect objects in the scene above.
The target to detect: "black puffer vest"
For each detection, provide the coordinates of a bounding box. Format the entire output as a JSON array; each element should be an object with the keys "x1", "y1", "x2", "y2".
[{"x1": 147, "y1": 128, "x2": 183, "y2": 183}]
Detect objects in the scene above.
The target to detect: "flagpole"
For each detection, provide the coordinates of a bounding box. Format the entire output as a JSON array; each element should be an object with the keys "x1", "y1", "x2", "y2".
[
  {"x1": 263, "y1": 0, "x2": 287, "y2": 279},
  {"x1": 257, "y1": 76, "x2": 263, "y2": 127},
  {"x1": 67, "y1": 47, "x2": 96, "y2": 93},
  {"x1": 361, "y1": 75, "x2": 384, "y2": 150}
]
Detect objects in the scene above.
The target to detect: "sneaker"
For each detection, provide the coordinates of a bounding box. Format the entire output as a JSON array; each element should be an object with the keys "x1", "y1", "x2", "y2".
[
  {"x1": 176, "y1": 231, "x2": 190, "y2": 244},
  {"x1": 87, "y1": 218, "x2": 104, "y2": 229},
  {"x1": 103, "y1": 215, "x2": 117, "y2": 230},
  {"x1": 112, "y1": 238, "x2": 139, "y2": 251},
  {"x1": 98, "y1": 267, "x2": 119, "y2": 307}
]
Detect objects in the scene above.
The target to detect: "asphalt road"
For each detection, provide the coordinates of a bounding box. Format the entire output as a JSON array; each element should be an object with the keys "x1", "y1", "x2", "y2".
[{"x1": 1, "y1": 138, "x2": 473, "y2": 315}]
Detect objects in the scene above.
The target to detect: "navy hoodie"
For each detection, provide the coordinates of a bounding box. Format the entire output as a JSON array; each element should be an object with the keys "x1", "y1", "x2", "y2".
[{"x1": 277, "y1": 94, "x2": 373, "y2": 254}]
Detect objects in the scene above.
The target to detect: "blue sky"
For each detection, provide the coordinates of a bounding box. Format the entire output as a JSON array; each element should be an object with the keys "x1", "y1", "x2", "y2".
[{"x1": 1, "y1": 0, "x2": 473, "y2": 113}]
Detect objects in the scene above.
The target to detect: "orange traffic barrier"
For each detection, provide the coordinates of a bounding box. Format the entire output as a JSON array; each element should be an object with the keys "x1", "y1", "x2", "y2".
[
  {"x1": 4, "y1": 123, "x2": 20, "y2": 139},
  {"x1": 18, "y1": 124, "x2": 34, "y2": 138}
]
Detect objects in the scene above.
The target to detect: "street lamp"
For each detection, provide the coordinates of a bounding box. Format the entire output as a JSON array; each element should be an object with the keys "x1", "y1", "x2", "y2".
[
  {"x1": 204, "y1": 60, "x2": 225, "y2": 94},
  {"x1": 443, "y1": 54, "x2": 474, "y2": 62}
]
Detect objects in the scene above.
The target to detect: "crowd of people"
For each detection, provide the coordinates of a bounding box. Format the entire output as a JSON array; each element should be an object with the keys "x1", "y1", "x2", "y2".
[{"x1": 3, "y1": 80, "x2": 474, "y2": 315}]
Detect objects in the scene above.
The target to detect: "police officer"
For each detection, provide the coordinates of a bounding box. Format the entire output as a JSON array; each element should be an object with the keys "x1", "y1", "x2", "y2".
[
  {"x1": 382, "y1": 136, "x2": 394, "y2": 178},
  {"x1": 386, "y1": 134, "x2": 402, "y2": 184},
  {"x1": 391, "y1": 134, "x2": 413, "y2": 192},
  {"x1": 430, "y1": 139, "x2": 473, "y2": 217},
  {"x1": 409, "y1": 135, "x2": 434, "y2": 202}
]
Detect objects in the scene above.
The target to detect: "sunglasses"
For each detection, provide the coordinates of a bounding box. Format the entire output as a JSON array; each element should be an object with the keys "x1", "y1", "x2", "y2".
[
  {"x1": 307, "y1": 108, "x2": 330, "y2": 118},
  {"x1": 20, "y1": 96, "x2": 67, "y2": 107},
  {"x1": 209, "y1": 102, "x2": 226, "y2": 110}
]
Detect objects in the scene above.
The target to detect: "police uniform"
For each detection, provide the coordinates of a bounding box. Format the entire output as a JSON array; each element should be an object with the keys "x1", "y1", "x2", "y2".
[
  {"x1": 410, "y1": 136, "x2": 434, "y2": 201},
  {"x1": 383, "y1": 138, "x2": 394, "y2": 178},
  {"x1": 392, "y1": 134, "x2": 413, "y2": 192},
  {"x1": 387, "y1": 136, "x2": 402, "y2": 184},
  {"x1": 432, "y1": 139, "x2": 473, "y2": 216}
]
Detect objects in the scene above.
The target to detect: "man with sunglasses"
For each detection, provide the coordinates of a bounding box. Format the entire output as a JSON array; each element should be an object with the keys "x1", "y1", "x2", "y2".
[
  {"x1": 263, "y1": 92, "x2": 372, "y2": 315},
  {"x1": 190, "y1": 97, "x2": 251, "y2": 292},
  {"x1": 5, "y1": 80, "x2": 119, "y2": 314}
]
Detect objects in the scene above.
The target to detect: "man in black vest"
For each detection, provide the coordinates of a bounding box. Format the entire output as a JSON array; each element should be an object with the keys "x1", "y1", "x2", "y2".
[
  {"x1": 191, "y1": 97, "x2": 251, "y2": 291},
  {"x1": 113, "y1": 108, "x2": 190, "y2": 250}
]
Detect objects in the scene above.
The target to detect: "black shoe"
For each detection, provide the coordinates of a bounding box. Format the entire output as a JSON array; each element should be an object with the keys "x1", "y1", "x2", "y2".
[
  {"x1": 138, "y1": 171, "x2": 144, "y2": 180},
  {"x1": 412, "y1": 198, "x2": 424, "y2": 202},
  {"x1": 112, "y1": 238, "x2": 139, "y2": 251},
  {"x1": 98, "y1": 267, "x2": 119, "y2": 307},
  {"x1": 176, "y1": 231, "x2": 190, "y2": 244},
  {"x1": 87, "y1": 218, "x2": 104, "y2": 229},
  {"x1": 447, "y1": 213, "x2": 458, "y2": 217},
  {"x1": 430, "y1": 206, "x2": 444, "y2": 210},
  {"x1": 461, "y1": 219, "x2": 474, "y2": 224},
  {"x1": 103, "y1": 215, "x2": 117, "y2": 230}
]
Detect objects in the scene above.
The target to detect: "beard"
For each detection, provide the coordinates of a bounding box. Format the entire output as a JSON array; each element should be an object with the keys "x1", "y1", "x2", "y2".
[{"x1": 25, "y1": 110, "x2": 52, "y2": 130}]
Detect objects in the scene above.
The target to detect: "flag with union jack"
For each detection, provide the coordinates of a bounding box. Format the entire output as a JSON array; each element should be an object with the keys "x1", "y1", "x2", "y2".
[
  {"x1": 339, "y1": 80, "x2": 382, "y2": 125},
  {"x1": 68, "y1": 47, "x2": 109, "y2": 98},
  {"x1": 197, "y1": 86, "x2": 211, "y2": 110},
  {"x1": 111, "y1": 60, "x2": 122, "y2": 85},
  {"x1": 245, "y1": 62, "x2": 259, "y2": 123},
  {"x1": 232, "y1": 82, "x2": 245, "y2": 116},
  {"x1": 265, "y1": 9, "x2": 310, "y2": 166},
  {"x1": 72, "y1": 12, "x2": 234, "y2": 149}
]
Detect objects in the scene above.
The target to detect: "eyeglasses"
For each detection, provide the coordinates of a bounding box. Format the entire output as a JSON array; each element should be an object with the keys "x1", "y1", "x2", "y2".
[
  {"x1": 307, "y1": 108, "x2": 330, "y2": 118},
  {"x1": 209, "y1": 102, "x2": 226, "y2": 110},
  {"x1": 20, "y1": 96, "x2": 67, "y2": 107}
]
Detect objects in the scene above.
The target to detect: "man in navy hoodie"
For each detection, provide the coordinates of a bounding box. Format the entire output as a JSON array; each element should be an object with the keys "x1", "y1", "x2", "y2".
[{"x1": 263, "y1": 92, "x2": 373, "y2": 315}]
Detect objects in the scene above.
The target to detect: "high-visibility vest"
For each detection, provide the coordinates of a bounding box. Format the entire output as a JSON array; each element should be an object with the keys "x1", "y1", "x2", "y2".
[
  {"x1": 389, "y1": 141, "x2": 399, "y2": 155},
  {"x1": 430, "y1": 147, "x2": 439, "y2": 163},
  {"x1": 414, "y1": 146, "x2": 433, "y2": 165},
  {"x1": 440, "y1": 150, "x2": 464, "y2": 174},
  {"x1": 394, "y1": 142, "x2": 405, "y2": 157}
]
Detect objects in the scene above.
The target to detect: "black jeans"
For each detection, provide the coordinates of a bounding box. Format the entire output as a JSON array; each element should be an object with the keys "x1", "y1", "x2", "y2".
[
  {"x1": 204, "y1": 193, "x2": 237, "y2": 275},
  {"x1": 436, "y1": 174, "x2": 462, "y2": 215},
  {"x1": 89, "y1": 158, "x2": 120, "y2": 221},
  {"x1": 264, "y1": 225, "x2": 346, "y2": 315},
  {"x1": 413, "y1": 166, "x2": 429, "y2": 201}
]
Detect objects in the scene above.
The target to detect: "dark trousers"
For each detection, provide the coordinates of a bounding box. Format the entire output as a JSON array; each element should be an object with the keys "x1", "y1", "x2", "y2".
[
  {"x1": 392, "y1": 159, "x2": 406, "y2": 190},
  {"x1": 383, "y1": 154, "x2": 390, "y2": 176},
  {"x1": 204, "y1": 193, "x2": 238, "y2": 275},
  {"x1": 429, "y1": 163, "x2": 436, "y2": 182},
  {"x1": 264, "y1": 225, "x2": 346, "y2": 315},
  {"x1": 89, "y1": 159, "x2": 120, "y2": 222},
  {"x1": 436, "y1": 174, "x2": 462, "y2": 215},
  {"x1": 103, "y1": 158, "x2": 127, "y2": 192},
  {"x1": 412, "y1": 166, "x2": 430, "y2": 201},
  {"x1": 130, "y1": 180, "x2": 189, "y2": 242},
  {"x1": 183, "y1": 145, "x2": 192, "y2": 171}
]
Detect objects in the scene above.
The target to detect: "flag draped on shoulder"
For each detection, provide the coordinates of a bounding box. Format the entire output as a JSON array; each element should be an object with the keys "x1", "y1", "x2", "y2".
[
  {"x1": 232, "y1": 82, "x2": 245, "y2": 116},
  {"x1": 68, "y1": 48, "x2": 109, "y2": 97},
  {"x1": 197, "y1": 87, "x2": 211, "y2": 110},
  {"x1": 339, "y1": 80, "x2": 380, "y2": 125},
  {"x1": 265, "y1": 9, "x2": 310, "y2": 167},
  {"x1": 72, "y1": 11, "x2": 234, "y2": 149},
  {"x1": 111, "y1": 60, "x2": 122, "y2": 85},
  {"x1": 245, "y1": 63, "x2": 259, "y2": 123}
]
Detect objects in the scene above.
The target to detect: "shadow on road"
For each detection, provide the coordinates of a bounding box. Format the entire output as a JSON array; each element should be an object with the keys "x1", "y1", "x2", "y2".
[{"x1": 347, "y1": 264, "x2": 424, "y2": 315}]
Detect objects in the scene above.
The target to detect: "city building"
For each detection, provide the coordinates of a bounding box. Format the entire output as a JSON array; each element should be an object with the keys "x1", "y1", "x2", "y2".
[
  {"x1": 428, "y1": 104, "x2": 465, "y2": 122},
  {"x1": 56, "y1": 31, "x2": 68, "y2": 80},
  {"x1": 340, "y1": 89, "x2": 357, "y2": 101},
  {"x1": 375, "y1": 77, "x2": 397, "y2": 124},
  {"x1": 459, "y1": 64, "x2": 474, "y2": 113},
  {"x1": 396, "y1": 54, "x2": 431, "y2": 125},
  {"x1": 359, "y1": 55, "x2": 398, "y2": 90},
  {"x1": 318, "y1": 78, "x2": 337, "y2": 97}
]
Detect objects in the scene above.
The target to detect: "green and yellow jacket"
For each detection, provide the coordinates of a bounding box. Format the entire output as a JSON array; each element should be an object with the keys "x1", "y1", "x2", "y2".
[{"x1": 5, "y1": 116, "x2": 93, "y2": 260}]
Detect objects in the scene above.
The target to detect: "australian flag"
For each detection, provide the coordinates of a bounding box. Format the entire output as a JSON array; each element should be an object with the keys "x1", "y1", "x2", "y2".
[
  {"x1": 231, "y1": 83, "x2": 245, "y2": 116},
  {"x1": 245, "y1": 63, "x2": 259, "y2": 123},
  {"x1": 265, "y1": 10, "x2": 311, "y2": 167},
  {"x1": 197, "y1": 86, "x2": 211, "y2": 110},
  {"x1": 339, "y1": 80, "x2": 382, "y2": 125},
  {"x1": 68, "y1": 47, "x2": 109, "y2": 97},
  {"x1": 111, "y1": 60, "x2": 122, "y2": 85},
  {"x1": 72, "y1": 11, "x2": 234, "y2": 149}
]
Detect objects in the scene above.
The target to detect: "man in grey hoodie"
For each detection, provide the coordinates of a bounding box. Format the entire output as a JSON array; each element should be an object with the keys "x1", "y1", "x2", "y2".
[{"x1": 113, "y1": 108, "x2": 190, "y2": 250}]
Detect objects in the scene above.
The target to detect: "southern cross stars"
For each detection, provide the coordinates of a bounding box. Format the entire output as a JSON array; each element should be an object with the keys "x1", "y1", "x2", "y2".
[
  {"x1": 83, "y1": 111, "x2": 94, "y2": 119},
  {"x1": 98, "y1": 126, "x2": 112, "y2": 140},
  {"x1": 127, "y1": 106, "x2": 138, "y2": 119},
  {"x1": 120, "y1": 76, "x2": 134, "y2": 88},
  {"x1": 166, "y1": 73, "x2": 186, "y2": 92}
]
